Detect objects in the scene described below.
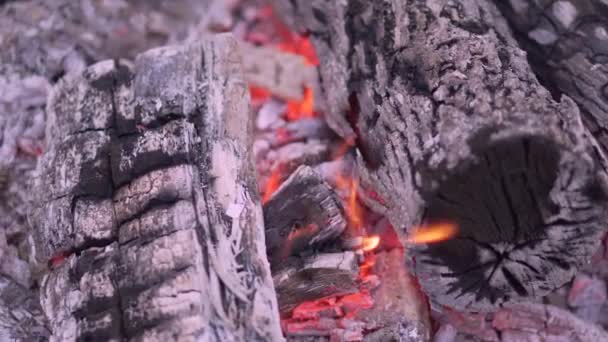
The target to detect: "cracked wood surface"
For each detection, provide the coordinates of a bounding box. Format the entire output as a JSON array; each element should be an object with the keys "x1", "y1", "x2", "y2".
[
  {"x1": 494, "y1": 0, "x2": 608, "y2": 161},
  {"x1": 273, "y1": 0, "x2": 608, "y2": 316},
  {"x1": 31, "y1": 35, "x2": 283, "y2": 341},
  {"x1": 264, "y1": 165, "x2": 346, "y2": 270}
]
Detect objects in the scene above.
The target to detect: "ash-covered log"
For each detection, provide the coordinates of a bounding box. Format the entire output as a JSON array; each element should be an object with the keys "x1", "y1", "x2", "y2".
[
  {"x1": 273, "y1": 0, "x2": 608, "y2": 314},
  {"x1": 494, "y1": 0, "x2": 608, "y2": 159},
  {"x1": 274, "y1": 252, "x2": 359, "y2": 315},
  {"x1": 31, "y1": 35, "x2": 283, "y2": 341},
  {"x1": 264, "y1": 165, "x2": 347, "y2": 268}
]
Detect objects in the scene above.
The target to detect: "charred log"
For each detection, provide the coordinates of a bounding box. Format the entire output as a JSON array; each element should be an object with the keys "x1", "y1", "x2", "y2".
[
  {"x1": 264, "y1": 165, "x2": 347, "y2": 269},
  {"x1": 273, "y1": 0, "x2": 608, "y2": 314},
  {"x1": 494, "y1": 0, "x2": 608, "y2": 161},
  {"x1": 31, "y1": 35, "x2": 283, "y2": 341},
  {"x1": 274, "y1": 252, "x2": 359, "y2": 315}
]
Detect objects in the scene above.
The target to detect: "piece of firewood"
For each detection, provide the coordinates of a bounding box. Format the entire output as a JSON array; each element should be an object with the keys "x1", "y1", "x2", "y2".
[
  {"x1": 272, "y1": 0, "x2": 608, "y2": 315},
  {"x1": 494, "y1": 0, "x2": 608, "y2": 163},
  {"x1": 264, "y1": 165, "x2": 347, "y2": 268},
  {"x1": 31, "y1": 35, "x2": 283, "y2": 341},
  {"x1": 355, "y1": 249, "x2": 430, "y2": 342},
  {"x1": 274, "y1": 252, "x2": 359, "y2": 315}
]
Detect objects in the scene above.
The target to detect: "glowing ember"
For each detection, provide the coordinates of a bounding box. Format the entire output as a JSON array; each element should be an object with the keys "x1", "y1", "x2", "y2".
[
  {"x1": 249, "y1": 85, "x2": 271, "y2": 104},
  {"x1": 263, "y1": 166, "x2": 283, "y2": 203},
  {"x1": 285, "y1": 86, "x2": 315, "y2": 121},
  {"x1": 407, "y1": 222, "x2": 458, "y2": 244},
  {"x1": 361, "y1": 235, "x2": 380, "y2": 252}
]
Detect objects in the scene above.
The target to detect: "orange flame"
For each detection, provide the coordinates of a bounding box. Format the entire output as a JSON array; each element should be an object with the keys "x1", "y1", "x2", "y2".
[
  {"x1": 335, "y1": 174, "x2": 364, "y2": 235},
  {"x1": 407, "y1": 222, "x2": 458, "y2": 244},
  {"x1": 285, "y1": 86, "x2": 315, "y2": 121},
  {"x1": 361, "y1": 235, "x2": 380, "y2": 252},
  {"x1": 263, "y1": 166, "x2": 283, "y2": 203}
]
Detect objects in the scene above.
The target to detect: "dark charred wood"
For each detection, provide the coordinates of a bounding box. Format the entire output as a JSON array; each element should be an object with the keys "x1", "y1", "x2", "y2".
[
  {"x1": 31, "y1": 35, "x2": 283, "y2": 341},
  {"x1": 274, "y1": 252, "x2": 359, "y2": 315},
  {"x1": 273, "y1": 0, "x2": 608, "y2": 314},
  {"x1": 264, "y1": 165, "x2": 347, "y2": 269},
  {"x1": 494, "y1": 0, "x2": 608, "y2": 165}
]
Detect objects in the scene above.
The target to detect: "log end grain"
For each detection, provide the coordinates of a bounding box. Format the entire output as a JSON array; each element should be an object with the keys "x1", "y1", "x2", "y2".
[{"x1": 412, "y1": 132, "x2": 608, "y2": 311}]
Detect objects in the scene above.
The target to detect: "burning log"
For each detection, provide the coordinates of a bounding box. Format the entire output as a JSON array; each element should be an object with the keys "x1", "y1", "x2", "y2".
[
  {"x1": 273, "y1": 0, "x2": 608, "y2": 315},
  {"x1": 31, "y1": 35, "x2": 283, "y2": 341},
  {"x1": 495, "y1": 0, "x2": 608, "y2": 160},
  {"x1": 274, "y1": 252, "x2": 359, "y2": 315},
  {"x1": 264, "y1": 165, "x2": 347, "y2": 267}
]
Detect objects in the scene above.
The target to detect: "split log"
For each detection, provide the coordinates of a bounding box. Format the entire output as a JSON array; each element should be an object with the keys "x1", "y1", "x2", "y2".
[
  {"x1": 273, "y1": 0, "x2": 608, "y2": 314},
  {"x1": 31, "y1": 35, "x2": 283, "y2": 341},
  {"x1": 274, "y1": 252, "x2": 359, "y2": 315},
  {"x1": 264, "y1": 165, "x2": 347, "y2": 268},
  {"x1": 494, "y1": 0, "x2": 608, "y2": 160}
]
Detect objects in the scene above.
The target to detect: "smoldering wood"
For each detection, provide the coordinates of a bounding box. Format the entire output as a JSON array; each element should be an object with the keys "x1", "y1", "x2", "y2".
[
  {"x1": 494, "y1": 0, "x2": 608, "y2": 162},
  {"x1": 258, "y1": 117, "x2": 337, "y2": 148},
  {"x1": 240, "y1": 41, "x2": 322, "y2": 103},
  {"x1": 264, "y1": 165, "x2": 347, "y2": 267},
  {"x1": 273, "y1": 252, "x2": 359, "y2": 315},
  {"x1": 273, "y1": 0, "x2": 608, "y2": 313},
  {"x1": 30, "y1": 35, "x2": 284, "y2": 341},
  {"x1": 355, "y1": 249, "x2": 430, "y2": 342}
]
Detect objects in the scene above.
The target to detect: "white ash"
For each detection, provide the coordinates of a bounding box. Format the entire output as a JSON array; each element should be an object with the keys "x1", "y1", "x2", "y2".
[{"x1": 256, "y1": 99, "x2": 287, "y2": 131}]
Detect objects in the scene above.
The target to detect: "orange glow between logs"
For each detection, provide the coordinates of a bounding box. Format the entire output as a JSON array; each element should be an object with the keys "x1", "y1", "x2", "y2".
[
  {"x1": 277, "y1": 35, "x2": 320, "y2": 66},
  {"x1": 407, "y1": 222, "x2": 458, "y2": 244},
  {"x1": 263, "y1": 166, "x2": 283, "y2": 204},
  {"x1": 361, "y1": 235, "x2": 380, "y2": 252},
  {"x1": 285, "y1": 86, "x2": 315, "y2": 121}
]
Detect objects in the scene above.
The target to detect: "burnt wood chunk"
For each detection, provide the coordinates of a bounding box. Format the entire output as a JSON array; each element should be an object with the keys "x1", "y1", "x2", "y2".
[
  {"x1": 264, "y1": 165, "x2": 347, "y2": 268},
  {"x1": 273, "y1": 0, "x2": 608, "y2": 313},
  {"x1": 31, "y1": 35, "x2": 283, "y2": 341},
  {"x1": 274, "y1": 252, "x2": 359, "y2": 315}
]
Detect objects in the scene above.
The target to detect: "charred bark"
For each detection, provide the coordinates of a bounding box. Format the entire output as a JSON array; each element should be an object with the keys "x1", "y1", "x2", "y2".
[
  {"x1": 273, "y1": 0, "x2": 608, "y2": 313},
  {"x1": 494, "y1": 0, "x2": 608, "y2": 160},
  {"x1": 31, "y1": 35, "x2": 283, "y2": 341}
]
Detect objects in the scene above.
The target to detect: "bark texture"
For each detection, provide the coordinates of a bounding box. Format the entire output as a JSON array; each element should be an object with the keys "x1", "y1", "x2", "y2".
[
  {"x1": 495, "y1": 0, "x2": 608, "y2": 159},
  {"x1": 264, "y1": 165, "x2": 346, "y2": 268},
  {"x1": 31, "y1": 35, "x2": 283, "y2": 341},
  {"x1": 273, "y1": 0, "x2": 608, "y2": 312}
]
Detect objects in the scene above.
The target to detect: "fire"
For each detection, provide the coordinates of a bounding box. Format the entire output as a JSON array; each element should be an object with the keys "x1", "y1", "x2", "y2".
[
  {"x1": 407, "y1": 222, "x2": 458, "y2": 244},
  {"x1": 361, "y1": 235, "x2": 380, "y2": 252},
  {"x1": 285, "y1": 86, "x2": 315, "y2": 121},
  {"x1": 249, "y1": 85, "x2": 271, "y2": 104},
  {"x1": 263, "y1": 166, "x2": 283, "y2": 203},
  {"x1": 335, "y1": 174, "x2": 364, "y2": 234}
]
